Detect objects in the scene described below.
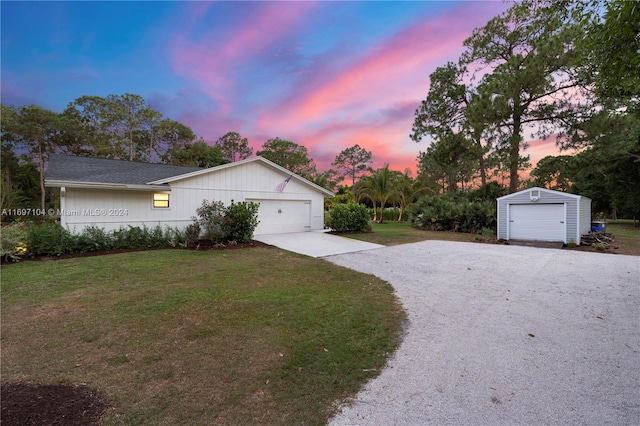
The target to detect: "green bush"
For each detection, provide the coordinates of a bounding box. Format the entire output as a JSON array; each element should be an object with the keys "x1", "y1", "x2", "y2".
[
  {"x1": 367, "y1": 207, "x2": 402, "y2": 222},
  {"x1": 26, "y1": 223, "x2": 75, "y2": 256},
  {"x1": 1, "y1": 222, "x2": 29, "y2": 262},
  {"x1": 327, "y1": 203, "x2": 371, "y2": 232},
  {"x1": 184, "y1": 222, "x2": 201, "y2": 247},
  {"x1": 409, "y1": 195, "x2": 496, "y2": 234},
  {"x1": 195, "y1": 200, "x2": 227, "y2": 243},
  {"x1": 76, "y1": 226, "x2": 112, "y2": 252},
  {"x1": 28, "y1": 223, "x2": 182, "y2": 255},
  {"x1": 223, "y1": 200, "x2": 260, "y2": 243},
  {"x1": 192, "y1": 199, "x2": 260, "y2": 244}
]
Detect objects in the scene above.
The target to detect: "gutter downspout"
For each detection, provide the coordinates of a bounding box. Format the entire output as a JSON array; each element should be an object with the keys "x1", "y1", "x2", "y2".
[{"x1": 60, "y1": 187, "x2": 66, "y2": 230}]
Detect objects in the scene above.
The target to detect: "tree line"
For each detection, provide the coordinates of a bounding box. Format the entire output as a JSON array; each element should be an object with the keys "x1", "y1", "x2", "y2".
[
  {"x1": 0, "y1": 93, "x2": 377, "y2": 212},
  {"x1": 2, "y1": 0, "x2": 638, "y2": 220},
  {"x1": 411, "y1": 0, "x2": 639, "y2": 218}
]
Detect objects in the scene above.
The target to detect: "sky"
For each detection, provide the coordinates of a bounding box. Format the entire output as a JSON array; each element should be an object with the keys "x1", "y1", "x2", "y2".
[{"x1": 1, "y1": 0, "x2": 562, "y2": 175}]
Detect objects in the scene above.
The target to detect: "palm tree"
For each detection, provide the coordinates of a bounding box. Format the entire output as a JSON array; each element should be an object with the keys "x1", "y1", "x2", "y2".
[
  {"x1": 392, "y1": 169, "x2": 433, "y2": 222},
  {"x1": 356, "y1": 165, "x2": 398, "y2": 223}
]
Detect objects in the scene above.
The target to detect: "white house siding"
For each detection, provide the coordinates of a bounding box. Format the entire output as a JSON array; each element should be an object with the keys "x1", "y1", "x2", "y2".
[
  {"x1": 167, "y1": 162, "x2": 326, "y2": 235},
  {"x1": 497, "y1": 188, "x2": 591, "y2": 245},
  {"x1": 60, "y1": 188, "x2": 180, "y2": 233},
  {"x1": 59, "y1": 161, "x2": 328, "y2": 235}
]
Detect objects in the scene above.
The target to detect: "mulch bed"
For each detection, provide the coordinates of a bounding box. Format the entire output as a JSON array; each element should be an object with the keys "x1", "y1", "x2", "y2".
[
  {"x1": 1, "y1": 382, "x2": 109, "y2": 426},
  {"x1": 2, "y1": 239, "x2": 270, "y2": 265}
]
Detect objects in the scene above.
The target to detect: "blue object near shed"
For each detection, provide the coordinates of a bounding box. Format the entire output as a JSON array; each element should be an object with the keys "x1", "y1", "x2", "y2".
[{"x1": 591, "y1": 221, "x2": 606, "y2": 232}]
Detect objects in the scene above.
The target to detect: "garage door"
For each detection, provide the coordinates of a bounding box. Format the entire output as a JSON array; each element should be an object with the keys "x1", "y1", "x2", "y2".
[
  {"x1": 250, "y1": 199, "x2": 311, "y2": 235},
  {"x1": 509, "y1": 203, "x2": 565, "y2": 242}
]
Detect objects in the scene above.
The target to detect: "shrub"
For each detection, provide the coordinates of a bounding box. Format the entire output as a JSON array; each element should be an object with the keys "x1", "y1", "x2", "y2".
[
  {"x1": 192, "y1": 199, "x2": 260, "y2": 244},
  {"x1": 147, "y1": 224, "x2": 167, "y2": 247},
  {"x1": 1, "y1": 222, "x2": 29, "y2": 262},
  {"x1": 195, "y1": 200, "x2": 227, "y2": 243},
  {"x1": 327, "y1": 203, "x2": 371, "y2": 232},
  {"x1": 223, "y1": 200, "x2": 260, "y2": 243},
  {"x1": 76, "y1": 226, "x2": 112, "y2": 252},
  {"x1": 26, "y1": 223, "x2": 75, "y2": 256},
  {"x1": 409, "y1": 195, "x2": 496, "y2": 234},
  {"x1": 184, "y1": 222, "x2": 201, "y2": 247},
  {"x1": 366, "y1": 207, "x2": 402, "y2": 222}
]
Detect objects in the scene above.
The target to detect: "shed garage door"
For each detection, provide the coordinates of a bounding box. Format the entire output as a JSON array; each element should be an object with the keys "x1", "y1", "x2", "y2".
[
  {"x1": 509, "y1": 203, "x2": 565, "y2": 242},
  {"x1": 250, "y1": 199, "x2": 311, "y2": 235}
]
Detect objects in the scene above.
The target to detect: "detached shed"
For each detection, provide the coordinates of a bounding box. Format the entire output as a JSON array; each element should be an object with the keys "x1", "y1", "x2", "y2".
[{"x1": 497, "y1": 187, "x2": 591, "y2": 245}]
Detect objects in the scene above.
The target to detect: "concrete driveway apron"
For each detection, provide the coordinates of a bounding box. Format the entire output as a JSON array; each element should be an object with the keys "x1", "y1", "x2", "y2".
[{"x1": 253, "y1": 231, "x2": 384, "y2": 258}]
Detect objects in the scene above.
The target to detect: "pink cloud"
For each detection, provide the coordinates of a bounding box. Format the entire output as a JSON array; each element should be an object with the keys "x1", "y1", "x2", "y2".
[
  {"x1": 169, "y1": 2, "x2": 317, "y2": 113},
  {"x1": 258, "y1": 2, "x2": 506, "y2": 129},
  {"x1": 253, "y1": 2, "x2": 507, "y2": 173}
]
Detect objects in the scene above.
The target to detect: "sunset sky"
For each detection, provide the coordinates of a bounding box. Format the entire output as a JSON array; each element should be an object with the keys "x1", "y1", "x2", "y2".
[{"x1": 1, "y1": 1, "x2": 562, "y2": 174}]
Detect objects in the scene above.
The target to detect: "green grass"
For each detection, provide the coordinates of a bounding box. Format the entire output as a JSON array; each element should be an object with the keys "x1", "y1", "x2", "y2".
[
  {"x1": 345, "y1": 221, "x2": 479, "y2": 246},
  {"x1": 1, "y1": 248, "x2": 405, "y2": 425},
  {"x1": 347, "y1": 221, "x2": 640, "y2": 255},
  {"x1": 607, "y1": 221, "x2": 640, "y2": 255}
]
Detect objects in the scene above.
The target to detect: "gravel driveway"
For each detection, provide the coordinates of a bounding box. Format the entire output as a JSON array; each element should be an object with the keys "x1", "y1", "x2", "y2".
[{"x1": 325, "y1": 241, "x2": 640, "y2": 425}]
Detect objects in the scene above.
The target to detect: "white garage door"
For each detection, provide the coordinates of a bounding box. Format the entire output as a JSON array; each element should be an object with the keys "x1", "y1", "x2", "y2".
[
  {"x1": 509, "y1": 203, "x2": 565, "y2": 242},
  {"x1": 250, "y1": 199, "x2": 311, "y2": 235}
]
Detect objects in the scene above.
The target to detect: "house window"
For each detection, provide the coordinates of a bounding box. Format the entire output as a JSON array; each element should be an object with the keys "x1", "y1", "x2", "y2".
[{"x1": 153, "y1": 193, "x2": 169, "y2": 208}]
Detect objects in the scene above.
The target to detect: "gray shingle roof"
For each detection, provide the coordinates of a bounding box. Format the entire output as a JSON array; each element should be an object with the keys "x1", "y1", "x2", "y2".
[{"x1": 45, "y1": 154, "x2": 203, "y2": 185}]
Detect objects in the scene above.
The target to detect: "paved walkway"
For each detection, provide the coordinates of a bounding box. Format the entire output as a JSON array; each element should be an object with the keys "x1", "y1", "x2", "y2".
[{"x1": 253, "y1": 231, "x2": 384, "y2": 258}]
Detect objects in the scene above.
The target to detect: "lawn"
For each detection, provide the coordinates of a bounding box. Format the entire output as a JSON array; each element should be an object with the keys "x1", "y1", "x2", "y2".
[
  {"x1": 606, "y1": 220, "x2": 640, "y2": 255},
  {"x1": 343, "y1": 221, "x2": 479, "y2": 246},
  {"x1": 346, "y1": 221, "x2": 640, "y2": 256},
  {"x1": 1, "y1": 247, "x2": 405, "y2": 425}
]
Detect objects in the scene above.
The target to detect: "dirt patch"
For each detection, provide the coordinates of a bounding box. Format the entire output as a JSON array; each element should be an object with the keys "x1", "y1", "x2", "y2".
[{"x1": 1, "y1": 382, "x2": 109, "y2": 426}]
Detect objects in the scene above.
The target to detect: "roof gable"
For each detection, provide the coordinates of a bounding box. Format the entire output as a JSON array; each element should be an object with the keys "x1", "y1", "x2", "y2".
[{"x1": 149, "y1": 156, "x2": 334, "y2": 197}]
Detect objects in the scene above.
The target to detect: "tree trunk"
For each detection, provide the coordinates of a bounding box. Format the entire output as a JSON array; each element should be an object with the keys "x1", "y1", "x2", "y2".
[
  {"x1": 475, "y1": 128, "x2": 487, "y2": 188},
  {"x1": 478, "y1": 154, "x2": 487, "y2": 188},
  {"x1": 509, "y1": 102, "x2": 523, "y2": 193},
  {"x1": 129, "y1": 129, "x2": 134, "y2": 161}
]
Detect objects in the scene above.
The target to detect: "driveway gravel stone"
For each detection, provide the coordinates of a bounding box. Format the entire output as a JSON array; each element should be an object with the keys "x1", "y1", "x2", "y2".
[{"x1": 325, "y1": 241, "x2": 640, "y2": 425}]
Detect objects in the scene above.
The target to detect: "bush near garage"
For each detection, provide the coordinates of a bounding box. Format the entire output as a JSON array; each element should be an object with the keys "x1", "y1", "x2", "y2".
[
  {"x1": 327, "y1": 203, "x2": 371, "y2": 232},
  {"x1": 193, "y1": 199, "x2": 260, "y2": 244},
  {"x1": 409, "y1": 195, "x2": 496, "y2": 234}
]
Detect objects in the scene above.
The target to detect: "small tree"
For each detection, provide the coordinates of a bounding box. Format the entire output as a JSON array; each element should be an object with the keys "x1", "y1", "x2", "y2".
[
  {"x1": 332, "y1": 144, "x2": 373, "y2": 185},
  {"x1": 214, "y1": 132, "x2": 253, "y2": 162},
  {"x1": 257, "y1": 138, "x2": 317, "y2": 177}
]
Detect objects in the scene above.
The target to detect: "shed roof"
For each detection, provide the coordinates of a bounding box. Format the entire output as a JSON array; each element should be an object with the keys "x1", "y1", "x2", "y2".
[{"x1": 497, "y1": 187, "x2": 590, "y2": 201}]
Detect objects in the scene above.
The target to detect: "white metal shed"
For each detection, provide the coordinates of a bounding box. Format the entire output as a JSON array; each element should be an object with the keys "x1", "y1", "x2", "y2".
[{"x1": 497, "y1": 187, "x2": 591, "y2": 244}]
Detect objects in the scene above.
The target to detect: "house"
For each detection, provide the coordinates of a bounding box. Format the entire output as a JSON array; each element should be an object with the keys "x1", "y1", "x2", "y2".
[
  {"x1": 45, "y1": 154, "x2": 334, "y2": 235},
  {"x1": 497, "y1": 187, "x2": 591, "y2": 245}
]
